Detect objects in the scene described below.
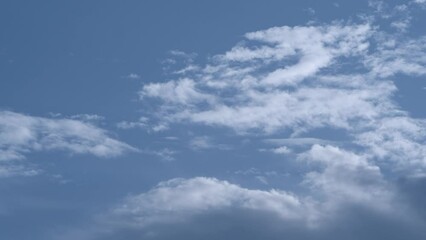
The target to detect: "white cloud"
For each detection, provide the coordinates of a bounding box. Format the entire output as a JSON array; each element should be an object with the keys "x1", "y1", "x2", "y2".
[
  {"x1": 189, "y1": 136, "x2": 214, "y2": 150},
  {"x1": 264, "y1": 138, "x2": 336, "y2": 147},
  {"x1": 140, "y1": 78, "x2": 215, "y2": 106},
  {"x1": 367, "y1": 1, "x2": 413, "y2": 31},
  {"x1": 109, "y1": 177, "x2": 314, "y2": 227},
  {"x1": 356, "y1": 116, "x2": 426, "y2": 169},
  {"x1": 139, "y1": 23, "x2": 390, "y2": 135},
  {"x1": 101, "y1": 170, "x2": 393, "y2": 234},
  {"x1": 70, "y1": 114, "x2": 105, "y2": 122},
  {"x1": 173, "y1": 65, "x2": 200, "y2": 75},
  {"x1": 271, "y1": 146, "x2": 292, "y2": 155},
  {"x1": 125, "y1": 73, "x2": 141, "y2": 79},
  {"x1": 116, "y1": 117, "x2": 149, "y2": 130},
  {"x1": 0, "y1": 164, "x2": 40, "y2": 178},
  {"x1": 104, "y1": 142, "x2": 398, "y2": 231},
  {"x1": 299, "y1": 145, "x2": 392, "y2": 209},
  {"x1": 189, "y1": 136, "x2": 230, "y2": 151},
  {"x1": 0, "y1": 111, "x2": 136, "y2": 177},
  {"x1": 222, "y1": 24, "x2": 370, "y2": 86},
  {"x1": 56, "y1": 4, "x2": 426, "y2": 239},
  {"x1": 181, "y1": 78, "x2": 394, "y2": 134},
  {"x1": 138, "y1": 20, "x2": 426, "y2": 176},
  {"x1": 365, "y1": 35, "x2": 426, "y2": 77},
  {"x1": 141, "y1": 148, "x2": 176, "y2": 161}
]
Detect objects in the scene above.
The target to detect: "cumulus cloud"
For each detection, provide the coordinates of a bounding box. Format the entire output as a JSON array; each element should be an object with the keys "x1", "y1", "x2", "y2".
[
  {"x1": 110, "y1": 177, "x2": 312, "y2": 226},
  {"x1": 71, "y1": 144, "x2": 399, "y2": 240},
  {"x1": 0, "y1": 111, "x2": 136, "y2": 177},
  {"x1": 66, "y1": 173, "x2": 423, "y2": 240},
  {"x1": 299, "y1": 145, "x2": 392, "y2": 209}
]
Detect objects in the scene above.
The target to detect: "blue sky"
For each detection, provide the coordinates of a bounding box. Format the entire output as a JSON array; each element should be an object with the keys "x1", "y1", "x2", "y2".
[{"x1": 1, "y1": 0, "x2": 426, "y2": 239}]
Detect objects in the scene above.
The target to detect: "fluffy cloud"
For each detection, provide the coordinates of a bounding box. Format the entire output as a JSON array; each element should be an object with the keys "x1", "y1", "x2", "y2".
[
  {"x1": 75, "y1": 143, "x2": 397, "y2": 240},
  {"x1": 299, "y1": 145, "x2": 392, "y2": 209},
  {"x1": 108, "y1": 146, "x2": 390, "y2": 230},
  {"x1": 69, "y1": 171, "x2": 421, "y2": 240},
  {"x1": 110, "y1": 177, "x2": 313, "y2": 226},
  {"x1": 0, "y1": 111, "x2": 136, "y2": 177},
  {"x1": 110, "y1": 162, "x2": 388, "y2": 227}
]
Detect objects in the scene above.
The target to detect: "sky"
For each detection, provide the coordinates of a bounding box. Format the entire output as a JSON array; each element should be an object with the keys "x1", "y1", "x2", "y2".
[{"x1": 1, "y1": 0, "x2": 426, "y2": 239}]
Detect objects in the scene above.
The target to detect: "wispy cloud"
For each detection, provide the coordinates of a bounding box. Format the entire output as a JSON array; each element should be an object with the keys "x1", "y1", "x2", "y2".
[
  {"x1": 263, "y1": 138, "x2": 336, "y2": 147},
  {"x1": 0, "y1": 111, "x2": 136, "y2": 177},
  {"x1": 138, "y1": 17, "x2": 426, "y2": 175},
  {"x1": 124, "y1": 73, "x2": 141, "y2": 79},
  {"x1": 140, "y1": 148, "x2": 176, "y2": 161},
  {"x1": 189, "y1": 136, "x2": 230, "y2": 151}
]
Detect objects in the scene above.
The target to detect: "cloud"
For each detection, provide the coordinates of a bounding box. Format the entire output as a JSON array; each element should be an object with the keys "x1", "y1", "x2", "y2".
[
  {"x1": 124, "y1": 73, "x2": 141, "y2": 79},
  {"x1": 74, "y1": 3, "x2": 426, "y2": 239},
  {"x1": 138, "y1": 18, "x2": 426, "y2": 176},
  {"x1": 0, "y1": 164, "x2": 40, "y2": 178},
  {"x1": 140, "y1": 148, "x2": 176, "y2": 161},
  {"x1": 188, "y1": 136, "x2": 230, "y2": 151},
  {"x1": 271, "y1": 146, "x2": 292, "y2": 154},
  {"x1": 299, "y1": 145, "x2": 392, "y2": 209},
  {"x1": 264, "y1": 138, "x2": 336, "y2": 147},
  {"x1": 69, "y1": 114, "x2": 105, "y2": 122},
  {"x1": 140, "y1": 78, "x2": 215, "y2": 106},
  {"x1": 0, "y1": 111, "x2": 136, "y2": 177},
  {"x1": 64, "y1": 174, "x2": 426, "y2": 240},
  {"x1": 139, "y1": 23, "x2": 386, "y2": 134},
  {"x1": 109, "y1": 177, "x2": 311, "y2": 226},
  {"x1": 365, "y1": 35, "x2": 426, "y2": 77},
  {"x1": 234, "y1": 168, "x2": 285, "y2": 185},
  {"x1": 355, "y1": 116, "x2": 426, "y2": 170},
  {"x1": 81, "y1": 146, "x2": 398, "y2": 239},
  {"x1": 367, "y1": 1, "x2": 413, "y2": 31},
  {"x1": 117, "y1": 117, "x2": 149, "y2": 130},
  {"x1": 259, "y1": 145, "x2": 293, "y2": 155},
  {"x1": 189, "y1": 136, "x2": 214, "y2": 150}
]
